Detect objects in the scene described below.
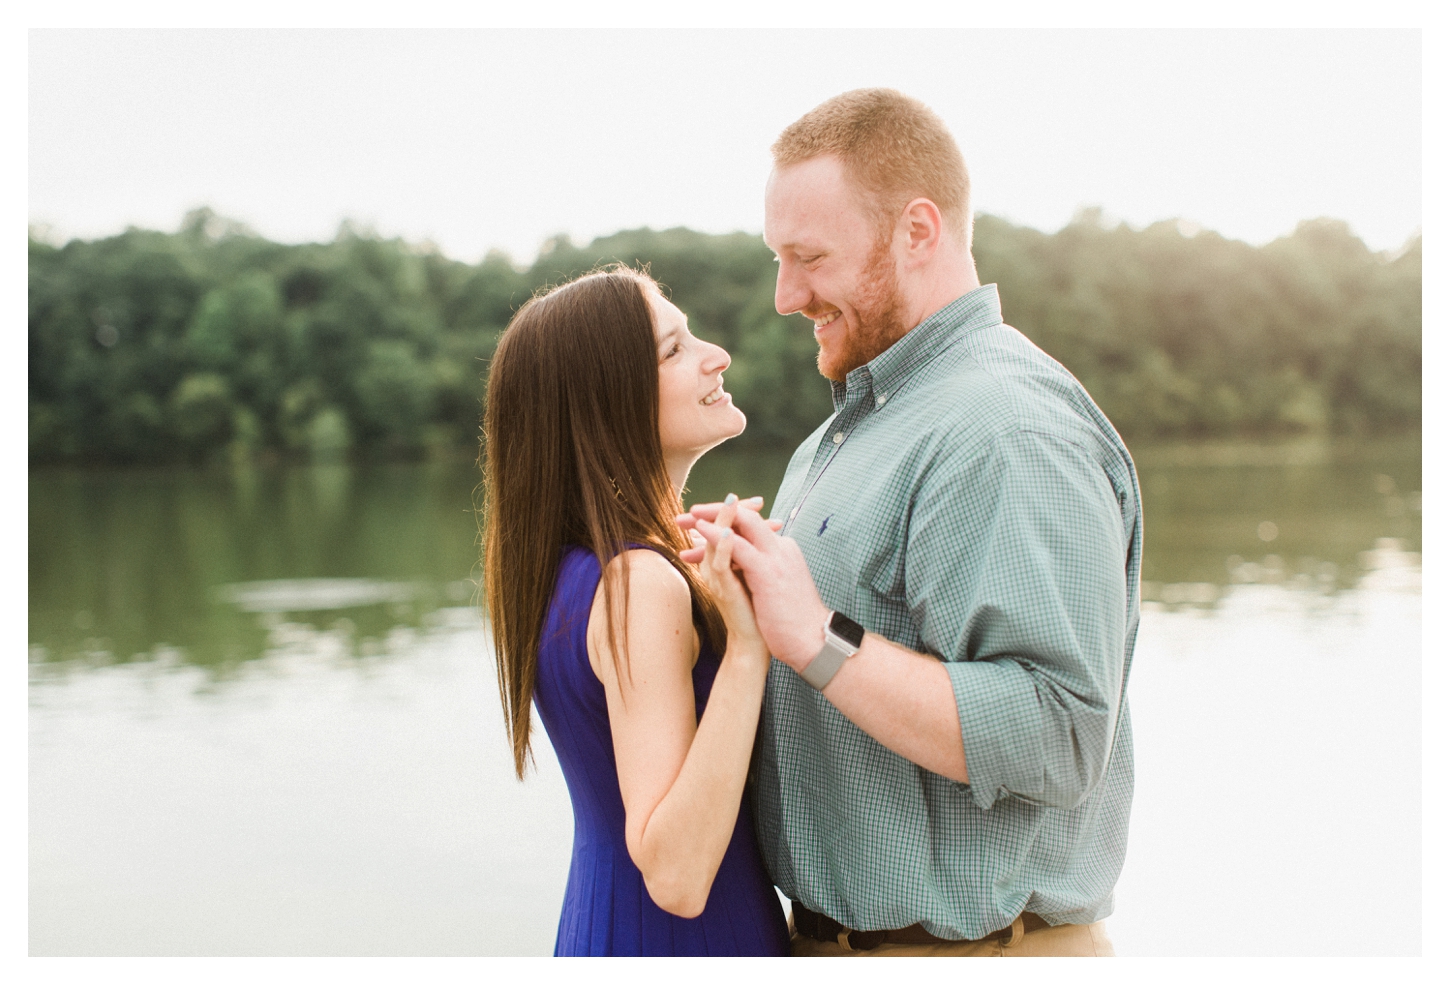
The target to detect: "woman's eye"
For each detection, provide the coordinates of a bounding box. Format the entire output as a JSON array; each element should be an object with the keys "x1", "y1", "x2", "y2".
[{"x1": 662, "y1": 342, "x2": 682, "y2": 360}]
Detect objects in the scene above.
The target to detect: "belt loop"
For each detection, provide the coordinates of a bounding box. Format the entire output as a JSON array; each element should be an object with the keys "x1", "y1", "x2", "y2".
[
  {"x1": 1006, "y1": 915, "x2": 1025, "y2": 949},
  {"x1": 836, "y1": 928, "x2": 855, "y2": 952}
]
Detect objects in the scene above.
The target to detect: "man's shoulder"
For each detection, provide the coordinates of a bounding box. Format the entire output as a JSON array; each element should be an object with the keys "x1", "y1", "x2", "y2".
[
  {"x1": 918, "y1": 324, "x2": 1091, "y2": 437},
  {"x1": 910, "y1": 323, "x2": 1132, "y2": 480}
]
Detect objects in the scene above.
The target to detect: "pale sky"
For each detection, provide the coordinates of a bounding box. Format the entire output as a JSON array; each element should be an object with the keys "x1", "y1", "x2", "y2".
[{"x1": 29, "y1": 28, "x2": 1422, "y2": 263}]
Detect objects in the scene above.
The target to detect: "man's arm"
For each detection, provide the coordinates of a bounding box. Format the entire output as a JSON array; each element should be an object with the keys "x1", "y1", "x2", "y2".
[
  {"x1": 681, "y1": 430, "x2": 1131, "y2": 807},
  {"x1": 682, "y1": 511, "x2": 969, "y2": 782}
]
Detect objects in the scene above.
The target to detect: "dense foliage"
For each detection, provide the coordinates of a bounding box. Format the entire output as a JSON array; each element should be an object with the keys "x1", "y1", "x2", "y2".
[{"x1": 29, "y1": 208, "x2": 1420, "y2": 466}]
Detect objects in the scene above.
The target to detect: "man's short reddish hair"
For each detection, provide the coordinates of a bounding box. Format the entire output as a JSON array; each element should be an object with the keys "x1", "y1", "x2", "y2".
[{"x1": 771, "y1": 88, "x2": 971, "y2": 246}]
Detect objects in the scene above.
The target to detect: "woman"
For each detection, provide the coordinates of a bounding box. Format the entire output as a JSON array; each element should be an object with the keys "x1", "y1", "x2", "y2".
[{"x1": 482, "y1": 267, "x2": 790, "y2": 956}]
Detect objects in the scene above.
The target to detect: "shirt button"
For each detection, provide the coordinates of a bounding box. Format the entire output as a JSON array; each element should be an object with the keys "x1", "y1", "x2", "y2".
[
  {"x1": 789, "y1": 507, "x2": 799, "y2": 520},
  {"x1": 876, "y1": 395, "x2": 887, "y2": 407},
  {"x1": 833, "y1": 432, "x2": 844, "y2": 444}
]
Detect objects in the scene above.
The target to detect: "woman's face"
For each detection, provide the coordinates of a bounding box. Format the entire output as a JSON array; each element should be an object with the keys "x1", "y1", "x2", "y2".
[{"x1": 649, "y1": 289, "x2": 746, "y2": 475}]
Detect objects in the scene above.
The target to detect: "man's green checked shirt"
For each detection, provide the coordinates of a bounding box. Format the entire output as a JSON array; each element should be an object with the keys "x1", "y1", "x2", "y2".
[{"x1": 757, "y1": 284, "x2": 1142, "y2": 939}]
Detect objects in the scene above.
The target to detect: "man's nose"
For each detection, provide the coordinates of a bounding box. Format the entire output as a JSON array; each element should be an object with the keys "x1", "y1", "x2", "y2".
[{"x1": 774, "y1": 262, "x2": 810, "y2": 317}]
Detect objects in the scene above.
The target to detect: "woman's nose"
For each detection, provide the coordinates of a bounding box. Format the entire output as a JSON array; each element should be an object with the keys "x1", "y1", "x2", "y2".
[{"x1": 703, "y1": 341, "x2": 730, "y2": 373}]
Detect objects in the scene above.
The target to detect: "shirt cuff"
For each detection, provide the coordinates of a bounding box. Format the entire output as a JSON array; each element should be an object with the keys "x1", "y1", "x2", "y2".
[{"x1": 945, "y1": 658, "x2": 1045, "y2": 811}]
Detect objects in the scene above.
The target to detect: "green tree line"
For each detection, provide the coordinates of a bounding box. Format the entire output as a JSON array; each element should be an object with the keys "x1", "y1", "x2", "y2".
[{"x1": 28, "y1": 207, "x2": 1420, "y2": 466}]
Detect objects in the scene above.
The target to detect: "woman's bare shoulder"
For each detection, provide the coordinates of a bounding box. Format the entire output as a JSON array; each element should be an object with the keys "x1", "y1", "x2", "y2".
[
  {"x1": 589, "y1": 550, "x2": 695, "y2": 673},
  {"x1": 601, "y1": 548, "x2": 690, "y2": 605}
]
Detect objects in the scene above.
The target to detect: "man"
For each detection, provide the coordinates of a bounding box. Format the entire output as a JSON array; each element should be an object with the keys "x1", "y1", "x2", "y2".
[{"x1": 681, "y1": 89, "x2": 1141, "y2": 957}]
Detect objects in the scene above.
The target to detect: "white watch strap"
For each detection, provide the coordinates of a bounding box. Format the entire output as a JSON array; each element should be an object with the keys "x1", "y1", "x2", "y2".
[{"x1": 800, "y1": 617, "x2": 857, "y2": 691}]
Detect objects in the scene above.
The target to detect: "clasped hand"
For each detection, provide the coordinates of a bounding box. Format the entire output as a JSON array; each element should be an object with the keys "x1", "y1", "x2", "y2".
[{"x1": 677, "y1": 498, "x2": 830, "y2": 672}]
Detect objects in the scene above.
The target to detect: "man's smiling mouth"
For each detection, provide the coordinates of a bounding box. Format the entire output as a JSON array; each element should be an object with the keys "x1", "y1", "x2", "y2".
[{"x1": 812, "y1": 310, "x2": 842, "y2": 333}]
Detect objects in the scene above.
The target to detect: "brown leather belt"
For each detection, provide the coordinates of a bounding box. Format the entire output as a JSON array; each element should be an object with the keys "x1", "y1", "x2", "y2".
[{"x1": 791, "y1": 900, "x2": 1051, "y2": 952}]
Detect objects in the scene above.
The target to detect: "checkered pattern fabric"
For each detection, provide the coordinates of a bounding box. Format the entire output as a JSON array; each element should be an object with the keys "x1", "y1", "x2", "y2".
[{"x1": 756, "y1": 285, "x2": 1143, "y2": 939}]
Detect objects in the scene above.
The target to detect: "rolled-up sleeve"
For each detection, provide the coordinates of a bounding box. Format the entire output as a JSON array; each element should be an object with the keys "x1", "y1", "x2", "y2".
[{"x1": 905, "y1": 429, "x2": 1128, "y2": 811}]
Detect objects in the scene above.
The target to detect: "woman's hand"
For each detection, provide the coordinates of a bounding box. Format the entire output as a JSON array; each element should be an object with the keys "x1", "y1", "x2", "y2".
[
  {"x1": 695, "y1": 495, "x2": 767, "y2": 658},
  {"x1": 679, "y1": 496, "x2": 782, "y2": 565}
]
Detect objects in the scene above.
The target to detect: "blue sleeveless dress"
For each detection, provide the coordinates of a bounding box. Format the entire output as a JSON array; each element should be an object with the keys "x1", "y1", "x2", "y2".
[{"x1": 532, "y1": 545, "x2": 790, "y2": 956}]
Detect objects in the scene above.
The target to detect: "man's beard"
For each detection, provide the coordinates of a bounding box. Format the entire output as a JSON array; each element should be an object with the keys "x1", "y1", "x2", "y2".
[{"x1": 817, "y1": 238, "x2": 907, "y2": 383}]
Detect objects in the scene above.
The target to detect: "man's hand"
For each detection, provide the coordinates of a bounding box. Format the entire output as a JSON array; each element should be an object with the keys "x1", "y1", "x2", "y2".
[{"x1": 677, "y1": 503, "x2": 828, "y2": 671}]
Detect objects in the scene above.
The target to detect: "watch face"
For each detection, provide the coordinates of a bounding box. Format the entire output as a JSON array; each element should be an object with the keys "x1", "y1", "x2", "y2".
[{"x1": 829, "y1": 611, "x2": 866, "y2": 648}]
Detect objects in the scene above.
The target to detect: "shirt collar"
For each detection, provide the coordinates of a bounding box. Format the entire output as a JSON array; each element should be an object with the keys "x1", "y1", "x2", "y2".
[{"x1": 831, "y1": 284, "x2": 1003, "y2": 410}]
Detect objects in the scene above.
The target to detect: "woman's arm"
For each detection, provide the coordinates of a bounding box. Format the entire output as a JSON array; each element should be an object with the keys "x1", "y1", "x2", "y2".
[{"x1": 587, "y1": 513, "x2": 769, "y2": 918}]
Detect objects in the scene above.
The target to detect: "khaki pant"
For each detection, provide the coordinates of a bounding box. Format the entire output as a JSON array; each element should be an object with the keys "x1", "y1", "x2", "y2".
[{"x1": 789, "y1": 912, "x2": 1116, "y2": 957}]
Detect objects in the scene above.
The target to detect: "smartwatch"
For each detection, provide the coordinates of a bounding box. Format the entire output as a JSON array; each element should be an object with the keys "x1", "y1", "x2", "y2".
[{"x1": 800, "y1": 611, "x2": 865, "y2": 691}]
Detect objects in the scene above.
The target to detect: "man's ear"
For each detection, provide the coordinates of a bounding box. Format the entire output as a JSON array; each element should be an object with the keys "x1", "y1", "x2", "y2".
[{"x1": 901, "y1": 197, "x2": 944, "y2": 266}]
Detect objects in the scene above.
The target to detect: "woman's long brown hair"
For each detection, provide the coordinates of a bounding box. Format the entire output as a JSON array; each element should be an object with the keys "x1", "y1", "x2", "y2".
[{"x1": 482, "y1": 267, "x2": 726, "y2": 779}]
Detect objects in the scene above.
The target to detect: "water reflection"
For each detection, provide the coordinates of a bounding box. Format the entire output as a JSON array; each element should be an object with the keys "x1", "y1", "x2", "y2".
[
  {"x1": 215, "y1": 578, "x2": 424, "y2": 612},
  {"x1": 28, "y1": 435, "x2": 1421, "y2": 674},
  {"x1": 1142, "y1": 537, "x2": 1421, "y2": 613},
  {"x1": 1131, "y1": 434, "x2": 1420, "y2": 591},
  {"x1": 28, "y1": 461, "x2": 484, "y2": 675}
]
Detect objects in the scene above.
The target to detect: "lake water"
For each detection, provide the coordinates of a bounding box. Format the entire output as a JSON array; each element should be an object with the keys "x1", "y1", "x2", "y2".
[{"x1": 28, "y1": 436, "x2": 1422, "y2": 956}]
